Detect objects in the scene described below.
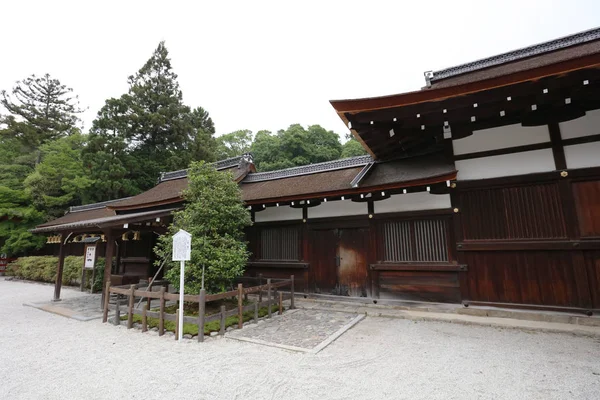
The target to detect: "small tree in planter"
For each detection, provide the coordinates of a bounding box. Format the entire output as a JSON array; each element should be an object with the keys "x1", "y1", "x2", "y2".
[{"x1": 154, "y1": 161, "x2": 252, "y2": 294}]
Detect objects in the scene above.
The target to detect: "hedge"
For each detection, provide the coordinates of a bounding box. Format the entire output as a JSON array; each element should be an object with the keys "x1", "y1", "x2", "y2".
[{"x1": 6, "y1": 256, "x2": 105, "y2": 290}]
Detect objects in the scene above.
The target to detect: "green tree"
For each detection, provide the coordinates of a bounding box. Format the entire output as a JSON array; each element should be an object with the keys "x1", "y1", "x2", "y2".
[
  {"x1": 24, "y1": 133, "x2": 94, "y2": 219},
  {"x1": 341, "y1": 134, "x2": 368, "y2": 158},
  {"x1": 1, "y1": 73, "x2": 83, "y2": 149},
  {"x1": 154, "y1": 161, "x2": 251, "y2": 293},
  {"x1": 216, "y1": 129, "x2": 253, "y2": 159},
  {"x1": 250, "y1": 124, "x2": 342, "y2": 171},
  {"x1": 84, "y1": 42, "x2": 216, "y2": 201},
  {"x1": 0, "y1": 74, "x2": 84, "y2": 256}
]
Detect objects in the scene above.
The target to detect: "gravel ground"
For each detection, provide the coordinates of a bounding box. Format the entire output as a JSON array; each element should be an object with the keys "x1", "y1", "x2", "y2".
[{"x1": 1, "y1": 277, "x2": 599, "y2": 400}]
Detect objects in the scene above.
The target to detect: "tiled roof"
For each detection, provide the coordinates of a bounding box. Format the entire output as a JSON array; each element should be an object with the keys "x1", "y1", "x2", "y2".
[
  {"x1": 429, "y1": 26, "x2": 600, "y2": 86},
  {"x1": 69, "y1": 197, "x2": 132, "y2": 213},
  {"x1": 243, "y1": 155, "x2": 373, "y2": 183},
  {"x1": 36, "y1": 207, "x2": 116, "y2": 228},
  {"x1": 160, "y1": 155, "x2": 248, "y2": 182},
  {"x1": 241, "y1": 154, "x2": 456, "y2": 202}
]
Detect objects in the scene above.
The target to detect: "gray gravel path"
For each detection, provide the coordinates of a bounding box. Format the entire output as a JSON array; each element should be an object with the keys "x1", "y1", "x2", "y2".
[{"x1": 1, "y1": 277, "x2": 599, "y2": 400}]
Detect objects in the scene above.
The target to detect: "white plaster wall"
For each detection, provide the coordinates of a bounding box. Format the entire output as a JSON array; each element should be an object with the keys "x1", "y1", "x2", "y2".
[
  {"x1": 375, "y1": 192, "x2": 451, "y2": 214},
  {"x1": 308, "y1": 200, "x2": 367, "y2": 219},
  {"x1": 564, "y1": 142, "x2": 600, "y2": 169},
  {"x1": 455, "y1": 148, "x2": 556, "y2": 180},
  {"x1": 254, "y1": 205, "x2": 302, "y2": 223},
  {"x1": 559, "y1": 109, "x2": 600, "y2": 140},
  {"x1": 452, "y1": 124, "x2": 550, "y2": 155}
]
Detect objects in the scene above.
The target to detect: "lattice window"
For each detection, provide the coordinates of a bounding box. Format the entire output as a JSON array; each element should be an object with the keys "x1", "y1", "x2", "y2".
[
  {"x1": 458, "y1": 183, "x2": 567, "y2": 240},
  {"x1": 260, "y1": 227, "x2": 299, "y2": 260},
  {"x1": 382, "y1": 218, "x2": 448, "y2": 262}
]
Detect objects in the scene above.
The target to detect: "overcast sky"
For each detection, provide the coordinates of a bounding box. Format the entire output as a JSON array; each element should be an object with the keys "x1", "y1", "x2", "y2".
[{"x1": 1, "y1": 1, "x2": 599, "y2": 139}]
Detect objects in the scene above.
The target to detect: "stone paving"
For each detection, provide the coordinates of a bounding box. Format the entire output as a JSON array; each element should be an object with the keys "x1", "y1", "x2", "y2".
[
  {"x1": 226, "y1": 308, "x2": 363, "y2": 352},
  {"x1": 24, "y1": 292, "x2": 105, "y2": 321}
]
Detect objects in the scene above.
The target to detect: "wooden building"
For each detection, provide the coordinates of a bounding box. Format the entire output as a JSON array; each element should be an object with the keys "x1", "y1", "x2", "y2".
[{"x1": 35, "y1": 27, "x2": 600, "y2": 314}]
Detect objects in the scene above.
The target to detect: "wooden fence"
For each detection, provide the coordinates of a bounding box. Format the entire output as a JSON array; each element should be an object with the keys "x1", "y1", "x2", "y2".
[{"x1": 102, "y1": 276, "x2": 295, "y2": 342}]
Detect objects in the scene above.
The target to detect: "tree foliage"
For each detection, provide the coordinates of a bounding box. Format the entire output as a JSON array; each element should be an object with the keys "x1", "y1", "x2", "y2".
[
  {"x1": 250, "y1": 124, "x2": 342, "y2": 171},
  {"x1": 24, "y1": 133, "x2": 93, "y2": 219},
  {"x1": 216, "y1": 129, "x2": 253, "y2": 159},
  {"x1": 0, "y1": 74, "x2": 84, "y2": 256},
  {"x1": 341, "y1": 133, "x2": 368, "y2": 158},
  {"x1": 0, "y1": 74, "x2": 83, "y2": 149},
  {"x1": 83, "y1": 42, "x2": 217, "y2": 201},
  {"x1": 154, "y1": 161, "x2": 251, "y2": 294}
]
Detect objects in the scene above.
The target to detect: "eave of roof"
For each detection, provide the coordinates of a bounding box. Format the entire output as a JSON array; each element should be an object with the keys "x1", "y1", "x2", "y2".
[
  {"x1": 330, "y1": 52, "x2": 600, "y2": 115},
  {"x1": 31, "y1": 208, "x2": 176, "y2": 234}
]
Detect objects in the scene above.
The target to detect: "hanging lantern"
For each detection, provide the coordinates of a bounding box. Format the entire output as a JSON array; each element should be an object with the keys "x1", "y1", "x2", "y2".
[{"x1": 133, "y1": 231, "x2": 141, "y2": 241}]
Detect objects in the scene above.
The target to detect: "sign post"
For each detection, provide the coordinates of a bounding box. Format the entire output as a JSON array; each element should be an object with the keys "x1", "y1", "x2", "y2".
[{"x1": 172, "y1": 229, "x2": 191, "y2": 341}]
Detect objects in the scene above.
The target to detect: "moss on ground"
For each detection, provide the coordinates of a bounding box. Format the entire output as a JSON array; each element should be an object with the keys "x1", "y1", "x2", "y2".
[{"x1": 120, "y1": 304, "x2": 280, "y2": 336}]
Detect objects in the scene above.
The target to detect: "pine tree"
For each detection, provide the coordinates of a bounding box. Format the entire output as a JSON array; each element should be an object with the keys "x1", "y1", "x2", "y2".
[
  {"x1": 0, "y1": 74, "x2": 84, "y2": 255},
  {"x1": 0, "y1": 74, "x2": 83, "y2": 149}
]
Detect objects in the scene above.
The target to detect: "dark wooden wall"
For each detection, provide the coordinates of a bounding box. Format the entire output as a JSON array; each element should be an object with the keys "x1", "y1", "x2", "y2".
[
  {"x1": 245, "y1": 208, "x2": 462, "y2": 303},
  {"x1": 453, "y1": 168, "x2": 600, "y2": 311}
]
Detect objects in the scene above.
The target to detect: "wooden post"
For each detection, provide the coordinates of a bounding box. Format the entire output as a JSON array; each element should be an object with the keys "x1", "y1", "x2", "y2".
[
  {"x1": 113, "y1": 298, "x2": 120, "y2": 326},
  {"x1": 159, "y1": 286, "x2": 165, "y2": 336},
  {"x1": 101, "y1": 231, "x2": 115, "y2": 307},
  {"x1": 290, "y1": 275, "x2": 295, "y2": 309},
  {"x1": 267, "y1": 279, "x2": 272, "y2": 318},
  {"x1": 197, "y1": 288, "x2": 206, "y2": 343},
  {"x1": 175, "y1": 309, "x2": 179, "y2": 340},
  {"x1": 102, "y1": 281, "x2": 110, "y2": 323},
  {"x1": 258, "y1": 273, "x2": 263, "y2": 302},
  {"x1": 127, "y1": 284, "x2": 135, "y2": 329},
  {"x1": 53, "y1": 235, "x2": 66, "y2": 301},
  {"x1": 254, "y1": 302, "x2": 258, "y2": 323},
  {"x1": 237, "y1": 283, "x2": 243, "y2": 329},
  {"x1": 219, "y1": 305, "x2": 226, "y2": 335},
  {"x1": 142, "y1": 305, "x2": 148, "y2": 332},
  {"x1": 279, "y1": 291, "x2": 283, "y2": 315},
  {"x1": 80, "y1": 265, "x2": 86, "y2": 292}
]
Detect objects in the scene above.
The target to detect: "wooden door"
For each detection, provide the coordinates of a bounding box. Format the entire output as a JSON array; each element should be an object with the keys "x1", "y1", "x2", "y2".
[
  {"x1": 338, "y1": 228, "x2": 369, "y2": 297},
  {"x1": 310, "y1": 229, "x2": 338, "y2": 293}
]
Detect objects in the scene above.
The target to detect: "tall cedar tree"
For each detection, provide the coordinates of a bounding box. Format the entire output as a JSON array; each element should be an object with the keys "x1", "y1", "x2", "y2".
[
  {"x1": 0, "y1": 74, "x2": 84, "y2": 255},
  {"x1": 83, "y1": 42, "x2": 217, "y2": 202},
  {"x1": 154, "y1": 161, "x2": 251, "y2": 294}
]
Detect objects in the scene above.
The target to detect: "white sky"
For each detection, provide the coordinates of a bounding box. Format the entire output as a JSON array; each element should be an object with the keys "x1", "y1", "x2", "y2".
[{"x1": 1, "y1": 1, "x2": 599, "y2": 139}]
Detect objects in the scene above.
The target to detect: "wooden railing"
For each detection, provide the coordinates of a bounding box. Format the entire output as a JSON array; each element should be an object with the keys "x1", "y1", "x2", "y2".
[{"x1": 102, "y1": 276, "x2": 295, "y2": 342}]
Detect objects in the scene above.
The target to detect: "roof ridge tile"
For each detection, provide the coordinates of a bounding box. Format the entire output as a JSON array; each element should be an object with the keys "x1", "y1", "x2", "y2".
[
  {"x1": 242, "y1": 155, "x2": 373, "y2": 183},
  {"x1": 430, "y1": 26, "x2": 600, "y2": 82}
]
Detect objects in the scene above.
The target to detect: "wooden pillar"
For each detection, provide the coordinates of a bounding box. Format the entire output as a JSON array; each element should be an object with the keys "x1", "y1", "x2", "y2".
[
  {"x1": 101, "y1": 230, "x2": 115, "y2": 306},
  {"x1": 53, "y1": 233, "x2": 67, "y2": 301}
]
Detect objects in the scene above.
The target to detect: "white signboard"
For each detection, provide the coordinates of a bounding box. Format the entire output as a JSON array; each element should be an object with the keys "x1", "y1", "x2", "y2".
[
  {"x1": 172, "y1": 229, "x2": 192, "y2": 261},
  {"x1": 84, "y1": 245, "x2": 96, "y2": 269}
]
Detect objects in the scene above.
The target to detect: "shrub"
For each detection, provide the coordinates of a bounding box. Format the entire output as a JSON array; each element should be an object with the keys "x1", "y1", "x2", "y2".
[
  {"x1": 155, "y1": 161, "x2": 252, "y2": 294},
  {"x1": 6, "y1": 255, "x2": 105, "y2": 288}
]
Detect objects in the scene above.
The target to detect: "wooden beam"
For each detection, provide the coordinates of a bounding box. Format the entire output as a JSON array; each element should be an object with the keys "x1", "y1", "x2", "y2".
[{"x1": 548, "y1": 122, "x2": 567, "y2": 170}]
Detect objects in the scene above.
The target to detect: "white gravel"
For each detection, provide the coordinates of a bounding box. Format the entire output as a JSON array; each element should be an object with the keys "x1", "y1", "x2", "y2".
[{"x1": 1, "y1": 277, "x2": 599, "y2": 400}]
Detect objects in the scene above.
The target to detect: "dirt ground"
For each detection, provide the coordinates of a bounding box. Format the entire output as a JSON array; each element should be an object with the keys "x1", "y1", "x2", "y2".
[{"x1": 1, "y1": 277, "x2": 599, "y2": 400}]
